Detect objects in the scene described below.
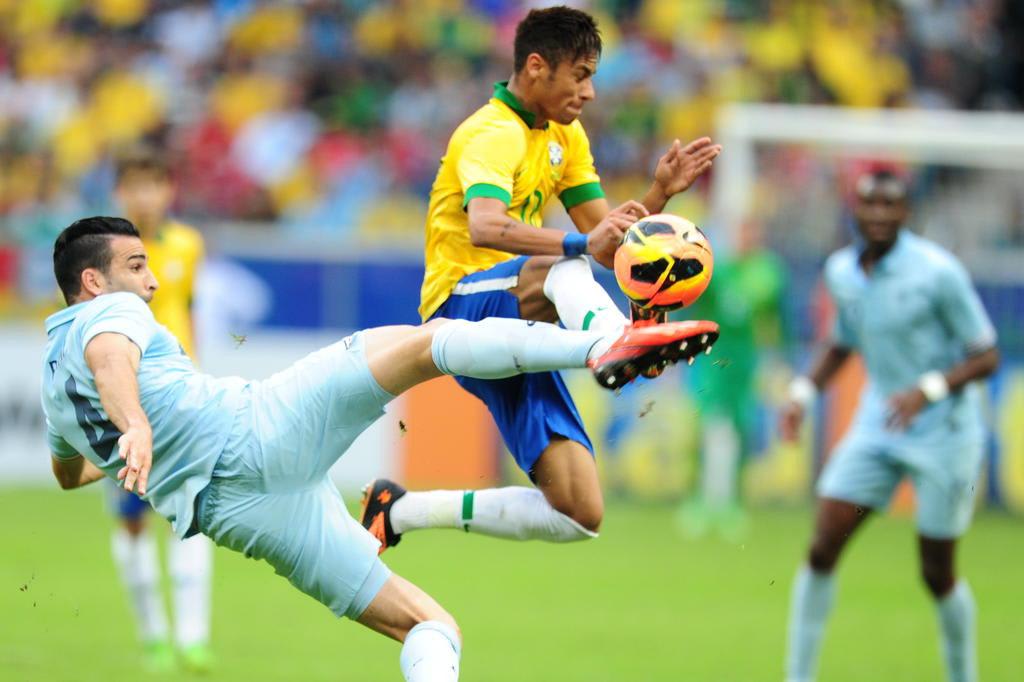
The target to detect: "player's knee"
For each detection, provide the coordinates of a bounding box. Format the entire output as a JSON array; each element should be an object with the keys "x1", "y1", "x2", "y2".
[
  {"x1": 572, "y1": 507, "x2": 603, "y2": 534},
  {"x1": 121, "y1": 515, "x2": 146, "y2": 536},
  {"x1": 559, "y1": 498, "x2": 603, "y2": 534},
  {"x1": 541, "y1": 255, "x2": 587, "y2": 299},
  {"x1": 920, "y1": 562, "x2": 954, "y2": 598},
  {"x1": 807, "y1": 540, "x2": 839, "y2": 574},
  {"x1": 411, "y1": 607, "x2": 460, "y2": 642}
]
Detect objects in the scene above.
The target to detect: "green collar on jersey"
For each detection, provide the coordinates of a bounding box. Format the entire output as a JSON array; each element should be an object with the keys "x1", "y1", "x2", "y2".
[{"x1": 492, "y1": 81, "x2": 548, "y2": 130}]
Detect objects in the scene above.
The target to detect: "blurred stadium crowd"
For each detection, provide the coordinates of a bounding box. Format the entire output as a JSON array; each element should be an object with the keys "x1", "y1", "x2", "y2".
[{"x1": 1, "y1": 0, "x2": 1022, "y2": 248}]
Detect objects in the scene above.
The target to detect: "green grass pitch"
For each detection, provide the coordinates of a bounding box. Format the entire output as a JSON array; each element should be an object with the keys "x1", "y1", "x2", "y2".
[{"x1": 1, "y1": 487, "x2": 1020, "y2": 681}]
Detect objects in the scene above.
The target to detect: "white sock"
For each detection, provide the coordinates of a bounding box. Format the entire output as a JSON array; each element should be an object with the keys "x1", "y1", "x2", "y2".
[
  {"x1": 400, "y1": 621, "x2": 461, "y2": 682},
  {"x1": 936, "y1": 581, "x2": 977, "y2": 682},
  {"x1": 702, "y1": 416, "x2": 740, "y2": 509},
  {"x1": 785, "y1": 565, "x2": 836, "y2": 682},
  {"x1": 168, "y1": 534, "x2": 213, "y2": 648},
  {"x1": 543, "y1": 256, "x2": 629, "y2": 335},
  {"x1": 111, "y1": 528, "x2": 169, "y2": 642},
  {"x1": 431, "y1": 318, "x2": 605, "y2": 378},
  {"x1": 390, "y1": 487, "x2": 597, "y2": 542}
]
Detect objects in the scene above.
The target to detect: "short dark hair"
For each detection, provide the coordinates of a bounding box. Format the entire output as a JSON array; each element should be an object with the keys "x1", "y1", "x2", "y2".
[
  {"x1": 53, "y1": 217, "x2": 140, "y2": 304},
  {"x1": 116, "y1": 147, "x2": 171, "y2": 184},
  {"x1": 514, "y1": 6, "x2": 602, "y2": 73}
]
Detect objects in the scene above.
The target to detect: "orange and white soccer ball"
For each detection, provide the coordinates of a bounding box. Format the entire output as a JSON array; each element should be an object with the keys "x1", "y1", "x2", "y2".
[{"x1": 613, "y1": 213, "x2": 714, "y2": 312}]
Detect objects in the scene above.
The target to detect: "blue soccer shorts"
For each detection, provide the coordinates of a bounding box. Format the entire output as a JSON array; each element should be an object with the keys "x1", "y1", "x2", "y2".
[
  {"x1": 430, "y1": 256, "x2": 594, "y2": 478},
  {"x1": 106, "y1": 480, "x2": 151, "y2": 520},
  {"x1": 817, "y1": 429, "x2": 984, "y2": 539},
  {"x1": 195, "y1": 332, "x2": 394, "y2": 619}
]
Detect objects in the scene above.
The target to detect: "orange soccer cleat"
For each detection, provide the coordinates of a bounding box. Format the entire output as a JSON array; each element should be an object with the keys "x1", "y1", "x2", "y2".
[
  {"x1": 589, "y1": 319, "x2": 719, "y2": 391},
  {"x1": 359, "y1": 478, "x2": 407, "y2": 554}
]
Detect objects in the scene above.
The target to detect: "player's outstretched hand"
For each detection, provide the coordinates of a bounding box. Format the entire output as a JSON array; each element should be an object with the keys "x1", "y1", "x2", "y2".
[
  {"x1": 654, "y1": 137, "x2": 722, "y2": 197},
  {"x1": 117, "y1": 424, "x2": 154, "y2": 495},
  {"x1": 589, "y1": 200, "x2": 649, "y2": 268},
  {"x1": 778, "y1": 401, "x2": 804, "y2": 442},
  {"x1": 886, "y1": 388, "x2": 927, "y2": 431}
]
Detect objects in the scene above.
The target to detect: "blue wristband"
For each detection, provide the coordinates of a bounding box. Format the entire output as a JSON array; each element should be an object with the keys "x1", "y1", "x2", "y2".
[{"x1": 562, "y1": 232, "x2": 589, "y2": 257}]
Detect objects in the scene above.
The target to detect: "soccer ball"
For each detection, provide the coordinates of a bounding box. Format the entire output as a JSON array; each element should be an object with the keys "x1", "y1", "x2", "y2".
[{"x1": 614, "y1": 213, "x2": 714, "y2": 311}]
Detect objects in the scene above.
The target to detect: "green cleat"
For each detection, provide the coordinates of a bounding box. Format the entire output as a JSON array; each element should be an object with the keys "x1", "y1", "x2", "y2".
[
  {"x1": 179, "y1": 642, "x2": 215, "y2": 674},
  {"x1": 142, "y1": 639, "x2": 177, "y2": 675},
  {"x1": 716, "y1": 502, "x2": 750, "y2": 544},
  {"x1": 676, "y1": 496, "x2": 712, "y2": 540}
]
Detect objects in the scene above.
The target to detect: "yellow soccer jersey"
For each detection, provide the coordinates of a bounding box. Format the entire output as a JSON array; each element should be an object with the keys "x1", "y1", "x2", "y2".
[
  {"x1": 419, "y1": 81, "x2": 604, "y2": 320},
  {"x1": 144, "y1": 221, "x2": 204, "y2": 359}
]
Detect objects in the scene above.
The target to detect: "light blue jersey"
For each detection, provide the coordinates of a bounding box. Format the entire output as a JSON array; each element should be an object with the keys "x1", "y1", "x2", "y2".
[
  {"x1": 824, "y1": 231, "x2": 996, "y2": 442},
  {"x1": 818, "y1": 231, "x2": 997, "y2": 537},
  {"x1": 41, "y1": 292, "x2": 246, "y2": 537}
]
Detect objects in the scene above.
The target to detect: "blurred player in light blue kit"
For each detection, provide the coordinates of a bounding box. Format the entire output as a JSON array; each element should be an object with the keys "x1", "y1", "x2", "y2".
[
  {"x1": 107, "y1": 150, "x2": 213, "y2": 673},
  {"x1": 780, "y1": 170, "x2": 1000, "y2": 682},
  {"x1": 41, "y1": 217, "x2": 696, "y2": 681}
]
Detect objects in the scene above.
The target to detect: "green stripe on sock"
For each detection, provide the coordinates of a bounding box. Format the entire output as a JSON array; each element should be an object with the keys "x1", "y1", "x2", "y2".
[
  {"x1": 582, "y1": 311, "x2": 596, "y2": 330},
  {"x1": 461, "y1": 491, "x2": 474, "y2": 532}
]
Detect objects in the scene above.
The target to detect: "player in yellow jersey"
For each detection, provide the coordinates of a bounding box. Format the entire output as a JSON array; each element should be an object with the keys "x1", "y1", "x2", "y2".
[
  {"x1": 108, "y1": 150, "x2": 213, "y2": 673},
  {"x1": 362, "y1": 7, "x2": 721, "y2": 550}
]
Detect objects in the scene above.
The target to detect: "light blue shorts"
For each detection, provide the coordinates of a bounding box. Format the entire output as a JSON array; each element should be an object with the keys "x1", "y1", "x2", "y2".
[
  {"x1": 196, "y1": 333, "x2": 395, "y2": 618},
  {"x1": 817, "y1": 429, "x2": 984, "y2": 539}
]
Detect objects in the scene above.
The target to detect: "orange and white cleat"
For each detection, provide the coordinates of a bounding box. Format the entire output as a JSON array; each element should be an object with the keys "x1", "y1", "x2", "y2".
[
  {"x1": 589, "y1": 319, "x2": 719, "y2": 391},
  {"x1": 359, "y1": 479, "x2": 406, "y2": 555}
]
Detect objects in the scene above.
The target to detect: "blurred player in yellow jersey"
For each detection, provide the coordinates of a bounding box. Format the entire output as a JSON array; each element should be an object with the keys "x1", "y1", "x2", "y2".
[
  {"x1": 109, "y1": 150, "x2": 213, "y2": 673},
  {"x1": 362, "y1": 7, "x2": 721, "y2": 552}
]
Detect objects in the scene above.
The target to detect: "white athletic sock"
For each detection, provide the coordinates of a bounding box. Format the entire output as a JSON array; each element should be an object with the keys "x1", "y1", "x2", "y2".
[
  {"x1": 400, "y1": 621, "x2": 461, "y2": 682},
  {"x1": 390, "y1": 487, "x2": 597, "y2": 542},
  {"x1": 431, "y1": 318, "x2": 604, "y2": 379},
  {"x1": 936, "y1": 581, "x2": 977, "y2": 682},
  {"x1": 785, "y1": 565, "x2": 836, "y2": 682},
  {"x1": 543, "y1": 256, "x2": 629, "y2": 335},
  {"x1": 702, "y1": 416, "x2": 740, "y2": 509},
  {"x1": 111, "y1": 528, "x2": 169, "y2": 642},
  {"x1": 168, "y1": 534, "x2": 213, "y2": 648}
]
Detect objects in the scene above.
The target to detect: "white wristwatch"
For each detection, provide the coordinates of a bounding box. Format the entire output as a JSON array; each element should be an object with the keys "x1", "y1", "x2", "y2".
[{"x1": 918, "y1": 371, "x2": 950, "y2": 403}]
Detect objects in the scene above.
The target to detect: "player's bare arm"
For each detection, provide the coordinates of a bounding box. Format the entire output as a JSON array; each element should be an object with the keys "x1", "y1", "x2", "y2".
[
  {"x1": 886, "y1": 346, "x2": 1000, "y2": 430},
  {"x1": 779, "y1": 344, "x2": 853, "y2": 441},
  {"x1": 467, "y1": 196, "x2": 647, "y2": 269},
  {"x1": 51, "y1": 453, "x2": 105, "y2": 489},
  {"x1": 641, "y1": 137, "x2": 722, "y2": 215},
  {"x1": 85, "y1": 331, "x2": 153, "y2": 495}
]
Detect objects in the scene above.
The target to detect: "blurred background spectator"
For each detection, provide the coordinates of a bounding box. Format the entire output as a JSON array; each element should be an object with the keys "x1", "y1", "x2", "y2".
[{"x1": 1, "y1": 0, "x2": 1021, "y2": 250}]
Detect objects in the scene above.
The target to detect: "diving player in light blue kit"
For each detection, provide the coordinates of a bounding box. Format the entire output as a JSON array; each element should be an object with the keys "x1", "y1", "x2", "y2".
[
  {"x1": 41, "y1": 216, "x2": 714, "y2": 681},
  {"x1": 779, "y1": 170, "x2": 1000, "y2": 682}
]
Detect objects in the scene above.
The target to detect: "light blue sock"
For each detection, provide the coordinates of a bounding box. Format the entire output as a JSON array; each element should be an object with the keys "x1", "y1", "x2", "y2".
[
  {"x1": 785, "y1": 565, "x2": 836, "y2": 682},
  {"x1": 936, "y1": 581, "x2": 977, "y2": 682},
  {"x1": 430, "y1": 318, "x2": 604, "y2": 379},
  {"x1": 400, "y1": 621, "x2": 461, "y2": 682}
]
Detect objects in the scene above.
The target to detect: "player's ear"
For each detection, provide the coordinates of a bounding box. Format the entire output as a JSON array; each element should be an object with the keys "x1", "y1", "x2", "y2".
[
  {"x1": 524, "y1": 53, "x2": 548, "y2": 80},
  {"x1": 80, "y1": 267, "x2": 106, "y2": 297}
]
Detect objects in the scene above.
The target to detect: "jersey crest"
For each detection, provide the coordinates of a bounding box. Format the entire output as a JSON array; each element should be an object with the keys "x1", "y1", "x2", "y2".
[{"x1": 548, "y1": 141, "x2": 563, "y2": 167}]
